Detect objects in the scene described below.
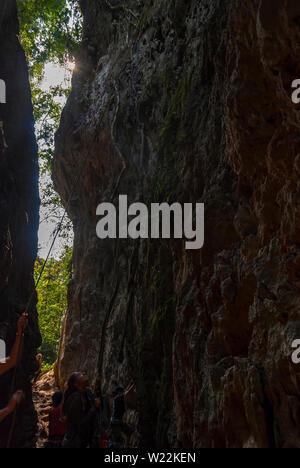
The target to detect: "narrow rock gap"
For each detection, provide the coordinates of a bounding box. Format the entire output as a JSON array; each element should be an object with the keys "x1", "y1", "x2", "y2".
[{"x1": 1, "y1": 0, "x2": 300, "y2": 449}]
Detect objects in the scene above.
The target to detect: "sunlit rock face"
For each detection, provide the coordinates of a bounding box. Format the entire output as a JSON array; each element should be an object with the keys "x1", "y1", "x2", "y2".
[
  {"x1": 0, "y1": 1, "x2": 40, "y2": 448},
  {"x1": 54, "y1": 0, "x2": 300, "y2": 448}
]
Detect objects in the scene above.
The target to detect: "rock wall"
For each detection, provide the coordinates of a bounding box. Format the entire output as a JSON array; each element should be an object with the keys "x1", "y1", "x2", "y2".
[
  {"x1": 0, "y1": 0, "x2": 40, "y2": 448},
  {"x1": 54, "y1": 0, "x2": 300, "y2": 448}
]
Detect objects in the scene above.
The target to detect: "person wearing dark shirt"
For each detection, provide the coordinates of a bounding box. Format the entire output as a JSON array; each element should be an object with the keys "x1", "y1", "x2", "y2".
[
  {"x1": 91, "y1": 374, "x2": 110, "y2": 448},
  {"x1": 110, "y1": 384, "x2": 135, "y2": 447},
  {"x1": 62, "y1": 372, "x2": 100, "y2": 448},
  {"x1": 94, "y1": 374, "x2": 110, "y2": 427},
  {"x1": 44, "y1": 391, "x2": 66, "y2": 448}
]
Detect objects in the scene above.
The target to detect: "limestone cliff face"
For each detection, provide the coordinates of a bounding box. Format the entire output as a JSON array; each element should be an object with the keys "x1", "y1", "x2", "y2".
[
  {"x1": 0, "y1": 1, "x2": 40, "y2": 448},
  {"x1": 54, "y1": 0, "x2": 300, "y2": 448}
]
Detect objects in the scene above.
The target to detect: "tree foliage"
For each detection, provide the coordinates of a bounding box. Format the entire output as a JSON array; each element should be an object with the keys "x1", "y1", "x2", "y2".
[
  {"x1": 17, "y1": 0, "x2": 82, "y2": 80},
  {"x1": 35, "y1": 247, "x2": 73, "y2": 372},
  {"x1": 17, "y1": 2, "x2": 82, "y2": 369},
  {"x1": 17, "y1": 0, "x2": 82, "y2": 196}
]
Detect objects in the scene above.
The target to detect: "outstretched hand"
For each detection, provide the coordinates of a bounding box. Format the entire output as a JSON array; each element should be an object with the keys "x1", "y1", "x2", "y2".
[
  {"x1": 9, "y1": 390, "x2": 24, "y2": 411},
  {"x1": 17, "y1": 314, "x2": 28, "y2": 332},
  {"x1": 0, "y1": 390, "x2": 24, "y2": 422}
]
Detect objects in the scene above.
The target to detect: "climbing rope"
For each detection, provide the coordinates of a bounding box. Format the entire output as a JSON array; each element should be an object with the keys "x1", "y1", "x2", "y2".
[
  {"x1": 6, "y1": 12, "x2": 145, "y2": 446},
  {"x1": 6, "y1": 147, "x2": 89, "y2": 446},
  {"x1": 98, "y1": 32, "x2": 143, "y2": 373},
  {"x1": 6, "y1": 207, "x2": 68, "y2": 448},
  {"x1": 6, "y1": 53, "x2": 125, "y2": 441},
  {"x1": 6, "y1": 137, "x2": 99, "y2": 448}
]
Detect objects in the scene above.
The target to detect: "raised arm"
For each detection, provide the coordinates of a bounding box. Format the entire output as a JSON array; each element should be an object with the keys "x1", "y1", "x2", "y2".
[
  {"x1": 0, "y1": 314, "x2": 28, "y2": 375},
  {"x1": 0, "y1": 391, "x2": 24, "y2": 422}
]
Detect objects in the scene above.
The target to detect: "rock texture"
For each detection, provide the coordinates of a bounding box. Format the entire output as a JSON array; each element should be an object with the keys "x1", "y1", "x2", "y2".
[
  {"x1": 54, "y1": 0, "x2": 300, "y2": 448},
  {"x1": 0, "y1": 0, "x2": 40, "y2": 448},
  {"x1": 33, "y1": 370, "x2": 59, "y2": 448}
]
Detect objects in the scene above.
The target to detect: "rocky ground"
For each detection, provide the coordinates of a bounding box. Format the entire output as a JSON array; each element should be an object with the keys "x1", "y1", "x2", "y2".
[{"x1": 32, "y1": 370, "x2": 58, "y2": 448}]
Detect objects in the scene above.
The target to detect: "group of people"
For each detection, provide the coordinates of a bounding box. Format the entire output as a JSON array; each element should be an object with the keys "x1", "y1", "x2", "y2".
[
  {"x1": 0, "y1": 314, "x2": 135, "y2": 448},
  {"x1": 45, "y1": 373, "x2": 136, "y2": 448},
  {"x1": 0, "y1": 312, "x2": 136, "y2": 448}
]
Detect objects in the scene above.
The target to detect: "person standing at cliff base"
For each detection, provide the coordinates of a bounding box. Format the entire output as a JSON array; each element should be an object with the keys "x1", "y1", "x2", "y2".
[
  {"x1": 44, "y1": 391, "x2": 66, "y2": 448},
  {"x1": 91, "y1": 373, "x2": 110, "y2": 448},
  {"x1": 32, "y1": 353, "x2": 42, "y2": 383},
  {"x1": 62, "y1": 372, "x2": 101, "y2": 448},
  {"x1": 0, "y1": 313, "x2": 28, "y2": 422},
  {"x1": 110, "y1": 383, "x2": 136, "y2": 448}
]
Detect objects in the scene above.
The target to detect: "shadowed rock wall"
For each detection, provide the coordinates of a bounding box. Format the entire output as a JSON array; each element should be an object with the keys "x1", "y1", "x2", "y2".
[
  {"x1": 0, "y1": 0, "x2": 40, "y2": 448},
  {"x1": 54, "y1": 0, "x2": 300, "y2": 448}
]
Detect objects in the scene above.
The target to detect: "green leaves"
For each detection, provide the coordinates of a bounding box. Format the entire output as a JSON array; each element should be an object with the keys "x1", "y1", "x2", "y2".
[
  {"x1": 17, "y1": 0, "x2": 82, "y2": 77},
  {"x1": 17, "y1": 0, "x2": 81, "y2": 171},
  {"x1": 33, "y1": 84, "x2": 69, "y2": 170},
  {"x1": 17, "y1": 1, "x2": 80, "y2": 245},
  {"x1": 35, "y1": 247, "x2": 73, "y2": 371},
  {"x1": 17, "y1": 2, "x2": 81, "y2": 370}
]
